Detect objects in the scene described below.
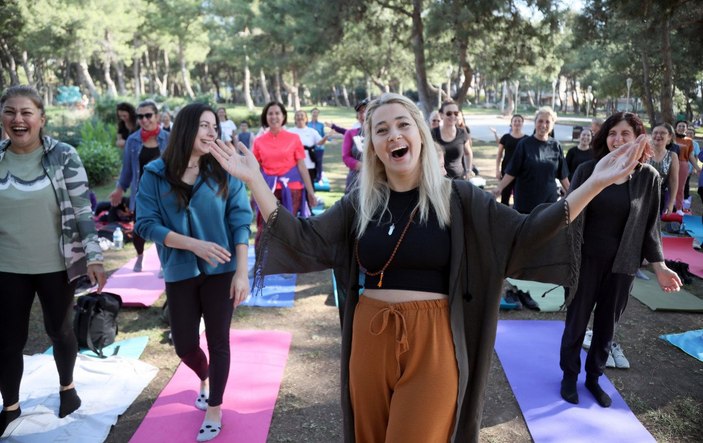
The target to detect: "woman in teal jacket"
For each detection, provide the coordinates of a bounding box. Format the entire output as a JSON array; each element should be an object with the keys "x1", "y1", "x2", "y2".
[{"x1": 135, "y1": 103, "x2": 251, "y2": 442}]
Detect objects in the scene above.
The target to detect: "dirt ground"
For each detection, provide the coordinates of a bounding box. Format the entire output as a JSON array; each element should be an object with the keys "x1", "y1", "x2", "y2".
[{"x1": 22, "y1": 143, "x2": 703, "y2": 442}]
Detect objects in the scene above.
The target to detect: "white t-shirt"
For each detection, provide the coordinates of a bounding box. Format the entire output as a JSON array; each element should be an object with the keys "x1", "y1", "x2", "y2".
[
  {"x1": 219, "y1": 120, "x2": 237, "y2": 142},
  {"x1": 288, "y1": 126, "x2": 322, "y2": 168}
]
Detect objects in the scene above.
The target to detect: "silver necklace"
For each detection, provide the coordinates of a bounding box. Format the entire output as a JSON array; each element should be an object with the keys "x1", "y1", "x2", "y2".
[{"x1": 386, "y1": 199, "x2": 416, "y2": 236}]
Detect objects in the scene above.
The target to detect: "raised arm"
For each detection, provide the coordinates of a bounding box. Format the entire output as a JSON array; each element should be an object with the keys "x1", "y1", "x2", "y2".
[{"x1": 564, "y1": 135, "x2": 649, "y2": 222}]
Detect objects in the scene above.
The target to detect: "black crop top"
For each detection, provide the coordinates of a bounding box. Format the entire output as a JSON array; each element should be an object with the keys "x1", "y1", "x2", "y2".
[{"x1": 356, "y1": 188, "x2": 451, "y2": 294}]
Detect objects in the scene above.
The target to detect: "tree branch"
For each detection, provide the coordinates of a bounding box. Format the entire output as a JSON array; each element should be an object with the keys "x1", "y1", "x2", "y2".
[{"x1": 376, "y1": 0, "x2": 412, "y2": 17}]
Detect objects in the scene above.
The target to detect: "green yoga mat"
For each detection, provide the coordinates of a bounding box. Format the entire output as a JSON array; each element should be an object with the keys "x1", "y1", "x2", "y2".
[
  {"x1": 631, "y1": 271, "x2": 703, "y2": 312},
  {"x1": 506, "y1": 278, "x2": 565, "y2": 312}
]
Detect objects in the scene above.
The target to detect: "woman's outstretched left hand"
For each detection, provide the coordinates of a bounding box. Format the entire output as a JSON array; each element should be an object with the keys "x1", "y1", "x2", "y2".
[
  {"x1": 590, "y1": 134, "x2": 651, "y2": 187},
  {"x1": 210, "y1": 140, "x2": 260, "y2": 184}
]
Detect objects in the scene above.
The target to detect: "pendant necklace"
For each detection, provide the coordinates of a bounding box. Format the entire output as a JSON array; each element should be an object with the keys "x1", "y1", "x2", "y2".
[{"x1": 387, "y1": 198, "x2": 417, "y2": 236}]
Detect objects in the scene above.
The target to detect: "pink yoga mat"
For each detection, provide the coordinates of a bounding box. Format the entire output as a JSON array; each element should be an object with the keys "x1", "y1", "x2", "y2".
[
  {"x1": 104, "y1": 245, "x2": 164, "y2": 307},
  {"x1": 129, "y1": 329, "x2": 292, "y2": 443},
  {"x1": 494, "y1": 320, "x2": 654, "y2": 443},
  {"x1": 662, "y1": 236, "x2": 703, "y2": 278}
]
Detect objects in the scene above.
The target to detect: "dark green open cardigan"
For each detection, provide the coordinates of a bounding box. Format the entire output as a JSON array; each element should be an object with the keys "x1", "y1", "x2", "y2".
[{"x1": 255, "y1": 180, "x2": 578, "y2": 443}]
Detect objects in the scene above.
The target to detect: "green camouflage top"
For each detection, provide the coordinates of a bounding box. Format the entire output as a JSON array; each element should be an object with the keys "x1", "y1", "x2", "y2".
[{"x1": 0, "y1": 136, "x2": 103, "y2": 281}]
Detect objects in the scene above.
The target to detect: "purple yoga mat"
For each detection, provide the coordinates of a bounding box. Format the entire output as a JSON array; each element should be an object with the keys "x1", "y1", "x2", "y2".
[
  {"x1": 494, "y1": 320, "x2": 654, "y2": 443},
  {"x1": 103, "y1": 245, "x2": 164, "y2": 307}
]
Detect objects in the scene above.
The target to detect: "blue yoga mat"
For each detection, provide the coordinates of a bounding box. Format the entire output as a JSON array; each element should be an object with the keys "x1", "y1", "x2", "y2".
[
  {"x1": 683, "y1": 214, "x2": 703, "y2": 243},
  {"x1": 660, "y1": 329, "x2": 703, "y2": 362},
  {"x1": 243, "y1": 245, "x2": 296, "y2": 307},
  {"x1": 45, "y1": 336, "x2": 149, "y2": 359},
  {"x1": 494, "y1": 320, "x2": 654, "y2": 443}
]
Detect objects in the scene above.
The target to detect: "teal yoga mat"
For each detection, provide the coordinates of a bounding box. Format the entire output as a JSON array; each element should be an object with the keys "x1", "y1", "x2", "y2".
[
  {"x1": 683, "y1": 214, "x2": 703, "y2": 243},
  {"x1": 660, "y1": 329, "x2": 703, "y2": 362},
  {"x1": 45, "y1": 336, "x2": 149, "y2": 359}
]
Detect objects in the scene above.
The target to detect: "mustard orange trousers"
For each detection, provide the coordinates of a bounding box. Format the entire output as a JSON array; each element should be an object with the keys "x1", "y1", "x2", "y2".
[{"x1": 349, "y1": 296, "x2": 458, "y2": 443}]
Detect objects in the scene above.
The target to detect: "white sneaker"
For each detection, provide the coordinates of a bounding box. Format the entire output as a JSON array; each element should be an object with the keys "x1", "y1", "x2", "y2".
[
  {"x1": 611, "y1": 342, "x2": 630, "y2": 369},
  {"x1": 582, "y1": 329, "x2": 593, "y2": 350},
  {"x1": 605, "y1": 351, "x2": 616, "y2": 368}
]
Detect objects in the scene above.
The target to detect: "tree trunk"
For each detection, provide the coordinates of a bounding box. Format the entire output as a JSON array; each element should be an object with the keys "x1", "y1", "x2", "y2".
[
  {"x1": 243, "y1": 55, "x2": 255, "y2": 110},
  {"x1": 640, "y1": 46, "x2": 656, "y2": 126},
  {"x1": 77, "y1": 57, "x2": 99, "y2": 98},
  {"x1": 332, "y1": 86, "x2": 340, "y2": 106},
  {"x1": 133, "y1": 55, "x2": 142, "y2": 98},
  {"x1": 659, "y1": 15, "x2": 674, "y2": 124},
  {"x1": 274, "y1": 68, "x2": 283, "y2": 104},
  {"x1": 454, "y1": 39, "x2": 474, "y2": 107},
  {"x1": 102, "y1": 56, "x2": 117, "y2": 98},
  {"x1": 21, "y1": 51, "x2": 34, "y2": 86},
  {"x1": 178, "y1": 39, "x2": 195, "y2": 99},
  {"x1": 160, "y1": 50, "x2": 169, "y2": 97},
  {"x1": 259, "y1": 68, "x2": 271, "y2": 103},
  {"x1": 281, "y1": 70, "x2": 300, "y2": 110},
  {"x1": 0, "y1": 38, "x2": 20, "y2": 85},
  {"x1": 341, "y1": 84, "x2": 351, "y2": 107},
  {"x1": 115, "y1": 60, "x2": 127, "y2": 95},
  {"x1": 410, "y1": 0, "x2": 432, "y2": 116}
]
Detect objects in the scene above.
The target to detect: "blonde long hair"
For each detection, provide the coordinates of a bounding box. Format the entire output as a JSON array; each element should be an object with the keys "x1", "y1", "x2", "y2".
[{"x1": 355, "y1": 93, "x2": 452, "y2": 237}]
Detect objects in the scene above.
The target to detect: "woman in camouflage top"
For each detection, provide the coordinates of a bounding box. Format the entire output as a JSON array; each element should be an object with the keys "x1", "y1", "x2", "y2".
[{"x1": 0, "y1": 85, "x2": 106, "y2": 436}]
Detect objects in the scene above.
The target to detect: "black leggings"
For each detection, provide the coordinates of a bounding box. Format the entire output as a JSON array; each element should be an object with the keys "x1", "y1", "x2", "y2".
[
  {"x1": 499, "y1": 171, "x2": 515, "y2": 206},
  {"x1": 560, "y1": 254, "x2": 633, "y2": 378},
  {"x1": 0, "y1": 271, "x2": 78, "y2": 407},
  {"x1": 165, "y1": 272, "x2": 234, "y2": 407}
]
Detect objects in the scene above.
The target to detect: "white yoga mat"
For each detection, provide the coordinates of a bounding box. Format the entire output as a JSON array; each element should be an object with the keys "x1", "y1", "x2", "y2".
[{"x1": 2, "y1": 354, "x2": 158, "y2": 442}]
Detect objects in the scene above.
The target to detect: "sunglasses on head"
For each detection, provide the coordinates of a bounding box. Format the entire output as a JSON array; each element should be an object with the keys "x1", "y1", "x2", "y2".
[
  {"x1": 444, "y1": 111, "x2": 459, "y2": 117},
  {"x1": 137, "y1": 113, "x2": 154, "y2": 120}
]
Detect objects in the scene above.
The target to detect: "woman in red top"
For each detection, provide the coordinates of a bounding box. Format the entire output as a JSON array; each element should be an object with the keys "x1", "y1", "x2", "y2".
[{"x1": 251, "y1": 101, "x2": 316, "y2": 246}]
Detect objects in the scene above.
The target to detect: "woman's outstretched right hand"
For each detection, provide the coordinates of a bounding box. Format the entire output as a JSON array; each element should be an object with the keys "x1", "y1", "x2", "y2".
[{"x1": 210, "y1": 140, "x2": 259, "y2": 185}]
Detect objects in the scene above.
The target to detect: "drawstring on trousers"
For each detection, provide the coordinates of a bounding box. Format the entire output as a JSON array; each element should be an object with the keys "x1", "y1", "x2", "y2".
[{"x1": 369, "y1": 305, "x2": 409, "y2": 378}]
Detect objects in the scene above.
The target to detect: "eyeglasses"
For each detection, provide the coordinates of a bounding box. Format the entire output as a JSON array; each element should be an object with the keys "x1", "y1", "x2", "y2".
[
  {"x1": 444, "y1": 111, "x2": 459, "y2": 117},
  {"x1": 137, "y1": 113, "x2": 154, "y2": 120}
]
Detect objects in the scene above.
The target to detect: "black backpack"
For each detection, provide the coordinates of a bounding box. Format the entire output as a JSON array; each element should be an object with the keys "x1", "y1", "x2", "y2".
[{"x1": 73, "y1": 292, "x2": 123, "y2": 358}]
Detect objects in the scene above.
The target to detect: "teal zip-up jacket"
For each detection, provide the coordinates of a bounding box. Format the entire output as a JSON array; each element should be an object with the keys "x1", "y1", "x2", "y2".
[
  {"x1": 0, "y1": 136, "x2": 103, "y2": 281},
  {"x1": 134, "y1": 158, "x2": 252, "y2": 283}
]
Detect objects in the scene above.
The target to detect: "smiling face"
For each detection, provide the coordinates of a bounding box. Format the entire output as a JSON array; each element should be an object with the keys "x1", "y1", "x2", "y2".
[
  {"x1": 294, "y1": 110, "x2": 307, "y2": 128},
  {"x1": 579, "y1": 129, "x2": 592, "y2": 146},
  {"x1": 370, "y1": 103, "x2": 423, "y2": 188},
  {"x1": 266, "y1": 104, "x2": 284, "y2": 130},
  {"x1": 606, "y1": 120, "x2": 636, "y2": 152},
  {"x1": 441, "y1": 103, "x2": 460, "y2": 126},
  {"x1": 675, "y1": 121, "x2": 687, "y2": 134},
  {"x1": 311, "y1": 109, "x2": 319, "y2": 121},
  {"x1": 534, "y1": 112, "x2": 554, "y2": 140},
  {"x1": 651, "y1": 125, "x2": 671, "y2": 148},
  {"x1": 136, "y1": 106, "x2": 159, "y2": 131},
  {"x1": 192, "y1": 111, "x2": 217, "y2": 158},
  {"x1": 511, "y1": 115, "x2": 524, "y2": 132},
  {"x1": 1, "y1": 96, "x2": 46, "y2": 152}
]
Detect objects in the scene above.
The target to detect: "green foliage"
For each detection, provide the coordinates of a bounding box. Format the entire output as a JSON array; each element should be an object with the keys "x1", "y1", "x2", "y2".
[
  {"x1": 93, "y1": 97, "x2": 122, "y2": 125},
  {"x1": 80, "y1": 118, "x2": 117, "y2": 146},
  {"x1": 77, "y1": 141, "x2": 121, "y2": 186},
  {"x1": 76, "y1": 119, "x2": 120, "y2": 186}
]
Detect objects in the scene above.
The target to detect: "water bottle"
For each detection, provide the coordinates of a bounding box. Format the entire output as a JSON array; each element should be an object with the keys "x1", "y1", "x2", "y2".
[{"x1": 113, "y1": 227, "x2": 124, "y2": 249}]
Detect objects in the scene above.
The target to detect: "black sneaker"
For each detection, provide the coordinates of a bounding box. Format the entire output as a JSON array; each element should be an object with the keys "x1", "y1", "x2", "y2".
[
  {"x1": 504, "y1": 290, "x2": 523, "y2": 310},
  {"x1": 516, "y1": 289, "x2": 540, "y2": 311}
]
